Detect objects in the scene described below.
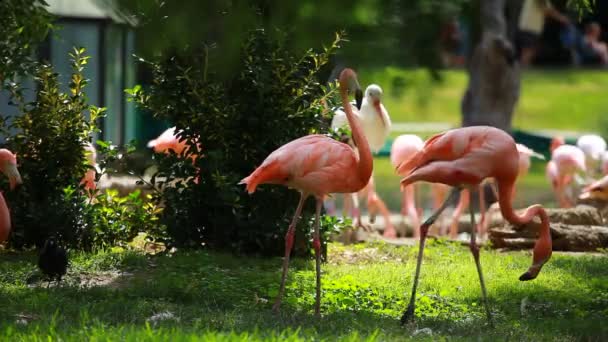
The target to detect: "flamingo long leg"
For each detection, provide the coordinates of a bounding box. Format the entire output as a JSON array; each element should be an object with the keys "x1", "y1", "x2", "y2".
[
  {"x1": 313, "y1": 199, "x2": 323, "y2": 316},
  {"x1": 401, "y1": 188, "x2": 460, "y2": 325},
  {"x1": 272, "y1": 193, "x2": 307, "y2": 312},
  {"x1": 468, "y1": 202, "x2": 493, "y2": 325},
  {"x1": 478, "y1": 185, "x2": 487, "y2": 238},
  {"x1": 450, "y1": 189, "x2": 469, "y2": 239},
  {"x1": 403, "y1": 185, "x2": 420, "y2": 238}
]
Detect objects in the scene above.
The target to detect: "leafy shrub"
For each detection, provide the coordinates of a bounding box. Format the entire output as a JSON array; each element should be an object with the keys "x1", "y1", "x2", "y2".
[
  {"x1": 83, "y1": 189, "x2": 165, "y2": 248},
  {"x1": 129, "y1": 30, "x2": 344, "y2": 255},
  {"x1": 4, "y1": 48, "x2": 101, "y2": 248},
  {"x1": 2, "y1": 48, "x2": 164, "y2": 249}
]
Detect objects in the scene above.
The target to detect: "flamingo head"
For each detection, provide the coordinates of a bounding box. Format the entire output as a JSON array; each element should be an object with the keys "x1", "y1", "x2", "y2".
[
  {"x1": 550, "y1": 136, "x2": 565, "y2": 153},
  {"x1": 365, "y1": 84, "x2": 387, "y2": 127},
  {"x1": 0, "y1": 149, "x2": 22, "y2": 190},
  {"x1": 339, "y1": 68, "x2": 363, "y2": 109}
]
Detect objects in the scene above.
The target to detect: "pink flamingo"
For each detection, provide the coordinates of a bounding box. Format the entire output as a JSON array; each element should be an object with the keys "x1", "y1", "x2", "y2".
[
  {"x1": 390, "y1": 134, "x2": 424, "y2": 238},
  {"x1": 80, "y1": 142, "x2": 100, "y2": 193},
  {"x1": 477, "y1": 143, "x2": 545, "y2": 237},
  {"x1": 148, "y1": 127, "x2": 202, "y2": 183},
  {"x1": 0, "y1": 149, "x2": 22, "y2": 242},
  {"x1": 546, "y1": 144, "x2": 586, "y2": 208},
  {"x1": 397, "y1": 126, "x2": 552, "y2": 324},
  {"x1": 576, "y1": 134, "x2": 606, "y2": 177},
  {"x1": 240, "y1": 68, "x2": 370, "y2": 315}
]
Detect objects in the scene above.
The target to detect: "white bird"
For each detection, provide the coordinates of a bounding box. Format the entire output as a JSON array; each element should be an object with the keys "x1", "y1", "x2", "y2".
[
  {"x1": 331, "y1": 84, "x2": 391, "y2": 152},
  {"x1": 576, "y1": 134, "x2": 606, "y2": 176}
]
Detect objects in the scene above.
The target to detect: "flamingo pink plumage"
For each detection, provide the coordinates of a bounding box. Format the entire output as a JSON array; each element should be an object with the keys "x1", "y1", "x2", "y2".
[
  {"x1": 240, "y1": 68, "x2": 370, "y2": 316},
  {"x1": 396, "y1": 126, "x2": 552, "y2": 325},
  {"x1": 391, "y1": 134, "x2": 424, "y2": 238},
  {"x1": 547, "y1": 144, "x2": 586, "y2": 208},
  {"x1": 80, "y1": 142, "x2": 99, "y2": 193},
  {"x1": 0, "y1": 149, "x2": 22, "y2": 242}
]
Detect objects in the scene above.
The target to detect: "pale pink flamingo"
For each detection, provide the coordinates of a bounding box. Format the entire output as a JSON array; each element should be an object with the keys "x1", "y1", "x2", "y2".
[
  {"x1": 397, "y1": 126, "x2": 552, "y2": 324},
  {"x1": 240, "y1": 68, "x2": 370, "y2": 315},
  {"x1": 80, "y1": 142, "x2": 100, "y2": 193},
  {"x1": 390, "y1": 134, "x2": 424, "y2": 238},
  {"x1": 576, "y1": 134, "x2": 606, "y2": 177},
  {"x1": 0, "y1": 149, "x2": 22, "y2": 242},
  {"x1": 579, "y1": 174, "x2": 608, "y2": 201},
  {"x1": 330, "y1": 84, "x2": 391, "y2": 228},
  {"x1": 547, "y1": 144, "x2": 586, "y2": 208}
]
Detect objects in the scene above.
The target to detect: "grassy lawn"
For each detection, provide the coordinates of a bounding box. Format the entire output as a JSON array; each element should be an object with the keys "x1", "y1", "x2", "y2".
[
  {"x1": 358, "y1": 68, "x2": 608, "y2": 135},
  {"x1": 1, "y1": 242, "x2": 607, "y2": 340}
]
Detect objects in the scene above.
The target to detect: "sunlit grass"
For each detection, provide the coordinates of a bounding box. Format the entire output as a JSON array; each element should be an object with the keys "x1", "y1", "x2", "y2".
[{"x1": 1, "y1": 244, "x2": 607, "y2": 340}]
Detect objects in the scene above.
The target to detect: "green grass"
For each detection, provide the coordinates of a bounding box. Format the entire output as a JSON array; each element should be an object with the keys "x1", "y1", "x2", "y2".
[
  {"x1": 358, "y1": 67, "x2": 608, "y2": 134},
  {"x1": 1, "y1": 243, "x2": 607, "y2": 340}
]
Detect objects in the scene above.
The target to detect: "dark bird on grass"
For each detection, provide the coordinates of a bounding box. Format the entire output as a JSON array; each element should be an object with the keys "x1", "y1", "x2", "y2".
[{"x1": 38, "y1": 237, "x2": 68, "y2": 287}]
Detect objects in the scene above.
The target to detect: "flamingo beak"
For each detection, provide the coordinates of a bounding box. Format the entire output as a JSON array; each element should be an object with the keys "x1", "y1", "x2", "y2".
[
  {"x1": 355, "y1": 89, "x2": 363, "y2": 110},
  {"x1": 3, "y1": 162, "x2": 22, "y2": 190},
  {"x1": 519, "y1": 241, "x2": 552, "y2": 281},
  {"x1": 373, "y1": 99, "x2": 386, "y2": 127}
]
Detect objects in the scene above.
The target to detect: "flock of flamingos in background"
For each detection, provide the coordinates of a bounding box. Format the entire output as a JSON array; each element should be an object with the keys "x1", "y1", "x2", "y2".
[{"x1": 0, "y1": 67, "x2": 607, "y2": 323}]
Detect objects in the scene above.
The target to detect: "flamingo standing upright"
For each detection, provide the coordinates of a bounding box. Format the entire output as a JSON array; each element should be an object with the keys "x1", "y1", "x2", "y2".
[
  {"x1": 240, "y1": 68, "x2": 371, "y2": 316},
  {"x1": 546, "y1": 144, "x2": 586, "y2": 207},
  {"x1": 396, "y1": 126, "x2": 552, "y2": 324},
  {"x1": 81, "y1": 142, "x2": 100, "y2": 194},
  {"x1": 576, "y1": 134, "x2": 606, "y2": 177},
  {"x1": 0, "y1": 149, "x2": 22, "y2": 242},
  {"x1": 390, "y1": 134, "x2": 424, "y2": 238},
  {"x1": 330, "y1": 84, "x2": 391, "y2": 228}
]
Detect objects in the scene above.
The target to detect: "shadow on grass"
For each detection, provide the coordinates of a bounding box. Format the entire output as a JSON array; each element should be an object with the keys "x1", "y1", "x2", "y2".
[{"x1": 1, "y1": 248, "x2": 607, "y2": 340}]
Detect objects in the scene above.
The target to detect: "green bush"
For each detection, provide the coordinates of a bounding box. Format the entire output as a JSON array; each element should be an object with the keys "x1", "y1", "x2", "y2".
[
  {"x1": 4, "y1": 48, "x2": 101, "y2": 248},
  {"x1": 3, "y1": 48, "x2": 164, "y2": 249},
  {"x1": 129, "y1": 30, "x2": 343, "y2": 255}
]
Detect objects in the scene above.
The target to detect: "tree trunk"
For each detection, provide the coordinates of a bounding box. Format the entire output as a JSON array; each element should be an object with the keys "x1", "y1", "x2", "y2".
[{"x1": 461, "y1": 0, "x2": 520, "y2": 132}]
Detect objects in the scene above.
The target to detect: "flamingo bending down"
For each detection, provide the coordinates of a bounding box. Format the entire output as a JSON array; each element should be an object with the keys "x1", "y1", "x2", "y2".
[
  {"x1": 396, "y1": 126, "x2": 552, "y2": 324},
  {"x1": 390, "y1": 134, "x2": 424, "y2": 238},
  {"x1": 476, "y1": 144, "x2": 545, "y2": 237},
  {"x1": 330, "y1": 84, "x2": 391, "y2": 228},
  {"x1": 240, "y1": 68, "x2": 371, "y2": 315},
  {"x1": 576, "y1": 134, "x2": 606, "y2": 177},
  {"x1": 546, "y1": 144, "x2": 586, "y2": 208},
  {"x1": 0, "y1": 149, "x2": 22, "y2": 242},
  {"x1": 579, "y1": 174, "x2": 608, "y2": 201}
]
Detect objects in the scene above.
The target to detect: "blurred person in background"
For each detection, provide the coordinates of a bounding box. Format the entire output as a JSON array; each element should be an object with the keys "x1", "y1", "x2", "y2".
[{"x1": 518, "y1": 0, "x2": 571, "y2": 66}]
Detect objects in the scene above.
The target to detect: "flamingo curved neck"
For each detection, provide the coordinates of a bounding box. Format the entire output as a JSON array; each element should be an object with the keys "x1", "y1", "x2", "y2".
[
  {"x1": 497, "y1": 177, "x2": 552, "y2": 280},
  {"x1": 340, "y1": 87, "x2": 372, "y2": 188}
]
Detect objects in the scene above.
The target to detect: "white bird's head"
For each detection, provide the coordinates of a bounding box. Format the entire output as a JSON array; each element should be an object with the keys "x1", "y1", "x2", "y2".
[
  {"x1": 365, "y1": 84, "x2": 383, "y2": 104},
  {"x1": 365, "y1": 84, "x2": 386, "y2": 127}
]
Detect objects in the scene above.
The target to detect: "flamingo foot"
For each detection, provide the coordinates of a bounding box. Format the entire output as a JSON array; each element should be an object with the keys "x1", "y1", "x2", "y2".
[{"x1": 400, "y1": 304, "x2": 415, "y2": 325}]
